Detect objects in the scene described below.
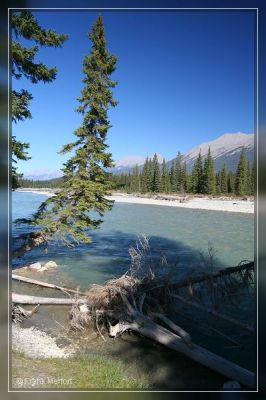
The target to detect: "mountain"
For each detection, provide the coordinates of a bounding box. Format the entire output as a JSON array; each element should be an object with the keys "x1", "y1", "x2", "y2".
[
  {"x1": 23, "y1": 169, "x2": 63, "y2": 181},
  {"x1": 167, "y1": 132, "x2": 254, "y2": 172},
  {"x1": 110, "y1": 153, "x2": 164, "y2": 174},
  {"x1": 23, "y1": 133, "x2": 254, "y2": 180}
]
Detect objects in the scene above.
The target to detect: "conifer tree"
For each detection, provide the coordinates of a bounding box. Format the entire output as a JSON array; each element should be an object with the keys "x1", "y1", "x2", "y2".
[
  {"x1": 180, "y1": 161, "x2": 188, "y2": 192},
  {"x1": 246, "y1": 162, "x2": 251, "y2": 196},
  {"x1": 141, "y1": 157, "x2": 151, "y2": 193},
  {"x1": 215, "y1": 172, "x2": 221, "y2": 195},
  {"x1": 151, "y1": 154, "x2": 161, "y2": 192},
  {"x1": 191, "y1": 150, "x2": 203, "y2": 193},
  {"x1": 250, "y1": 162, "x2": 255, "y2": 195},
  {"x1": 161, "y1": 158, "x2": 169, "y2": 193},
  {"x1": 174, "y1": 152, "x2": 182, "y2": 192},
  {"x1": 235, "y1": 148, "x2": 248, "y2": 196},
  {"x1": 148, "y1": 158, "x2": 153, "y2": 191},
  {"x1": 227, "y1": 171, "x2": 235, "y2": 194},
  {"x1": 17, "y1": 16, "x2": 118, "y2": 249},
  {"x1": 131, "y1": 165, "x2": 141, "y2": 192},
  {"x1": 169, "y1": 161, "x2": 175, "y2": 192},
  {"x1": 12, "y1": 11, "x2": 68, "y2": 188},
  {"x1": 220, "y1": 164, "x2": 227, "y2": 194},
  {"x1": 203, "y1": 147, "x2": 215, "y2": 194}
]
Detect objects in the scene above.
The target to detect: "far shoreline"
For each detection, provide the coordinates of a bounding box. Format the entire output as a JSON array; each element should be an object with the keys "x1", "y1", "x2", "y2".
[{"x1": 15, "y1": 188, "x2": 254, "y2": 214}]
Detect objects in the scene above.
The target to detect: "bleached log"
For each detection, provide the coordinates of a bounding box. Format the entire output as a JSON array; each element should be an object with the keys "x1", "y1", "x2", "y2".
[
  {"x1": 12, "y1": 293, "x2": 87, "y2": 305},
  {"x1": 12, "y1": 274, "x2": 87, "y2": 296},
  {"x1": 109, "y1": 310, "x2": 255, "y2": 388},
  {"x1": 150, "y1": 312, "x2": 192, "y2": 345}
]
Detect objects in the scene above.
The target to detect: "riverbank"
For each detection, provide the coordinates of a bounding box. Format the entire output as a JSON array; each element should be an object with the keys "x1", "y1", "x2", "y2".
[
  {"x1": 12, "y1": 325, "x2": 148, "y2": 389},
  {"x1": 16, "y1": 189, "x2": 254, "y2": 213}
]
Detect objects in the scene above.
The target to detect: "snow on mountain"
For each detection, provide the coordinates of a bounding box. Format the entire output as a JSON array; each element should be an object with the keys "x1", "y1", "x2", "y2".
[
  {"x1": 23, "y1": 169, "x2": 63, "y2": 181},
  {"x1": 111, "y1": 153, "x2": 164, "y2": 174},
  {"x1": 180, "y1": 132, "x2": 254, "y2": 172},
  {"x1": 114, "y1": 155, "x2": 146, "y2": 168},
  {"x1": 182, "y1": 132, "x2": 254, "y2": 163}
]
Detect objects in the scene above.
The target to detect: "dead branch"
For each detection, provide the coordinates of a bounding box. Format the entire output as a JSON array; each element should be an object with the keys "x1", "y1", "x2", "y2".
[
  {"x1": 148, "y1": 261, "x2": 254, "y2": 292},
  {"x1": 12, "y1": 274, "x2": 87, "y2": 296},
  {"x1": 150, "y1": 312, "x2": 192, "y2": 346},
  {"x1": 173, "y1": 294, "x2": 254, "y2": 333},
  {"x1": 108, "y1": 309, "x2": 255, "y2": 388}
]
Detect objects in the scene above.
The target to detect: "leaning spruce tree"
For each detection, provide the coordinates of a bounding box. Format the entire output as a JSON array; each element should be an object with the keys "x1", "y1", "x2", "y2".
[
  {"x1": 17, "y1": 16, "x2": 118, "y2": 251},
  {"x1": 12, "y1": 11, "x2": 68, "y2": 188}
]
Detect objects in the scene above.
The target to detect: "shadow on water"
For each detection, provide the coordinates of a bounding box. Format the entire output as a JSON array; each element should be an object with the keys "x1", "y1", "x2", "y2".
[
  {"x1": 13, "y1": 232, "x2": 256, "y2": 391},
  {"x1": 13, "y1": 230, "x2": 229, "y2": 288},
  {"x1": 12, "y1": 195, "x2": 255, "y2": 390}
]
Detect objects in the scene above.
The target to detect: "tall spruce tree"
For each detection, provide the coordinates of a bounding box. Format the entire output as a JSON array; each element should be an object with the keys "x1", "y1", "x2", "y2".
[
  {"x1": 227, "y1": 171, "x2": 235, "y2": 194},
  {"x1": 250, "y1": 162, "x2": 255, "y2": 195},
  {"x1": 151, "y1": 153, "x2": 161, "y2": 193},
  {"x1": 180, "y1": 161, "x2": 188, "y2": 192},
  {"x1": 17, "y1": 16, "x2": 118, "y2": 250},
  {"x1": 169, "y1": 161, "x2": 175, "y2": 192},
  {"x1": 235, "y1": 148, "x2": 248, "y2": 196},
  {"x1": 203, "y1": 147, "x2": 215, "y2": 194},
  {"x1": 215, "y1": 172, "x2": 221, "y2": 195},
  {"x1": 174, "y1": 152, "x2": 182, "y2": 192},
  {"x1": 141, "y1": 157, "x2": 151, "y2": 193},
  {"x1": 246, "y1": 161, "x2": 251, "y2": 196},
  {"x1": 220, "y1": 164, "x2": 227, "y2": 194},
  {"x1": 161, "y1": 158, "x2": 169, "y2": 193},
  {"x1": 191, "y1": 150, "x2": 203, "y2": 193},
  {"x1": 131, "y1": 165, "x2": 141, "y2": 192},
  {"x1": 12, "y1": 11, "x2": 68, "y2": 188}
]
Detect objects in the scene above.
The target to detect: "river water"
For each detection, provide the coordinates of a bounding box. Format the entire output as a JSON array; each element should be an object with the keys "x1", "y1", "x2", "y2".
[{"x1": 11, "y1": 191, "x2": 256, "y2": 390}]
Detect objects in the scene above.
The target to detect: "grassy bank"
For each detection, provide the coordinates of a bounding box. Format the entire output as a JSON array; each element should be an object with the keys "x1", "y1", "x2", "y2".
[{"x1": 12, "y1": 351, "x2": 149, "y2": 390}]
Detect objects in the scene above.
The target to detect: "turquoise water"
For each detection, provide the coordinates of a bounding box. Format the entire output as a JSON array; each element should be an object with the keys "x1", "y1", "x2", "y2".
[
  {"x1": 12, "y1": 191, "x2": 254, "y2": 289},
  {"x1": 12, "y1": 192, "x2": 256, "y2": 387}
]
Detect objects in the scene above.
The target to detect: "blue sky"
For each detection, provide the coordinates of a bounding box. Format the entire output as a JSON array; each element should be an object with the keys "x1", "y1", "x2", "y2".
[{"x1": 12, "y1": 10, "x2": 255, "y2": 175}]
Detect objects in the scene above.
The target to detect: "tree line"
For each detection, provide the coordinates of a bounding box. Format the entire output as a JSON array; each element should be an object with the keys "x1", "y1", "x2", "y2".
[{"x1": 110, "y1": 148, "x2": 254, "y2": 196}]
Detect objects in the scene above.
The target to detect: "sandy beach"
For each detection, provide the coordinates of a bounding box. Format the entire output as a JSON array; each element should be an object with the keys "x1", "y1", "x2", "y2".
[{"x1": 16, "y1": 189, "x2": 254, "y2": 213}]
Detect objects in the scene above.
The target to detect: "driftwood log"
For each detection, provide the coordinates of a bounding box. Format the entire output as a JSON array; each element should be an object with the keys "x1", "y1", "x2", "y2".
[
  {"x1": 108, "y1": 298, "x2": 255, "y2": 388},
  {"x1": 12, "y1": 293, "x2": 87, "y2": 305},
  {"x1": 12, "y1": 274, "x2": 87, "y2": 296},
  {"x1": 11, "y1": 237, "x2": 255, "y2": 388}
]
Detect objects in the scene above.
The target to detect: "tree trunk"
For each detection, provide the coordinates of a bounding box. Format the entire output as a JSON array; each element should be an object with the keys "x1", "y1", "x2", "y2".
[
  {"x1": 109, "y1": 310, "x2": 255, "y2": 388},
  {"x1": 12, "y1": 274, "x2": 87, "y2": 296},
  {"x1": 12, "y1": 293, "x2": 87, "y2": 305},
  {"x1": 148, "y1": 261, "x2": 254, "y2": 292}
]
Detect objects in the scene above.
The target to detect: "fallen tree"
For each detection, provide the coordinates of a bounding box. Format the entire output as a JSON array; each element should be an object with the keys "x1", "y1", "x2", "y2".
[
  {"x1": 12, "y1": 293, "x2": 87, "y2": 305},
  {"x1": 12, "y1": 236, "x2": 255, "y2": 388}
]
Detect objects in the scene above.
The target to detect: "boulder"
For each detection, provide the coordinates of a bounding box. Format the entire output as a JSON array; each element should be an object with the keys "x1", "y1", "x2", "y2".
[
  {"x1": 29, "y1": 262, "x2": 42, "y2": 271},
  {"x1": 37, "y1": 267, "x2": 48, "y2": 272},
  {"x1": 44, "y1": 261, "x2": 58, "y2": 269}
]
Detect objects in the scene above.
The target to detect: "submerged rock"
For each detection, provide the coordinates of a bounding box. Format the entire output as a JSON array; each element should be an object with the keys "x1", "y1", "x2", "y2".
[
  {"x1": 37, "y1": 266, "x2": 48, "y2": 273},
  {"x1": 44, "y1": 261, "x2": 58, "y2": 269},
  {"x1": 29, "y1": 262, "x2": 42, "y2": 271}
]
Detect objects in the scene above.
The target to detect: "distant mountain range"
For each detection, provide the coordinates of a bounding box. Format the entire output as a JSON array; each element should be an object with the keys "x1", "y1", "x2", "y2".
[
  {"x1": 168, "y1": 132, "x2": 254, "y2": 173},
  {"x1": 23, "y1": 169, "x2": 63, "y2": 181},
  {"x1": 23, "y1": 132, "x2": 254, "y2": 180},
  {"x1": 109, "y1": 132, "x2": 254, "y2": 175}
]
